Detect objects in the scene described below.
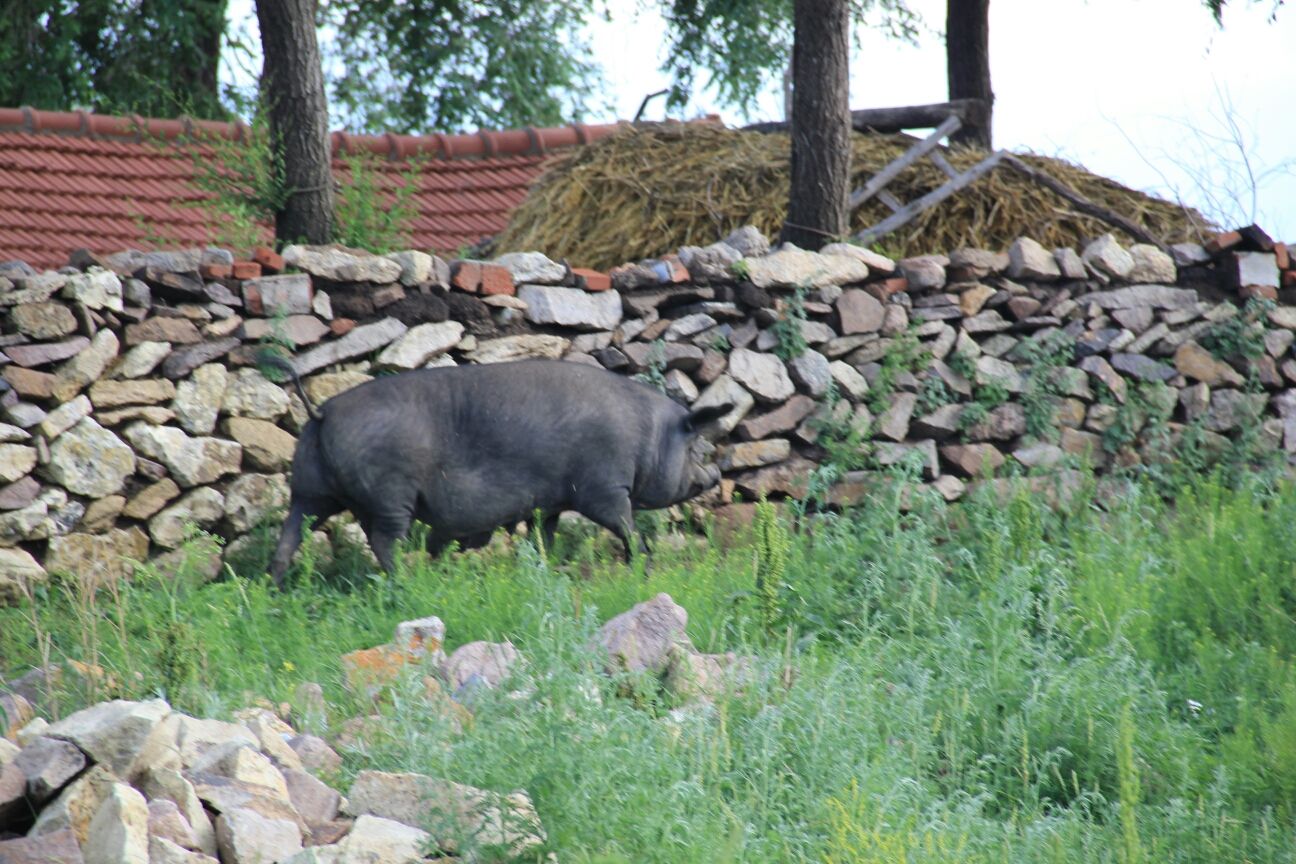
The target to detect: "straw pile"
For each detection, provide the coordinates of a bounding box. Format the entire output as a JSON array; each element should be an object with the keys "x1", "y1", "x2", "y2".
[{"x1": 495, "y1": 123, "x2": 1211, "y2": 270}]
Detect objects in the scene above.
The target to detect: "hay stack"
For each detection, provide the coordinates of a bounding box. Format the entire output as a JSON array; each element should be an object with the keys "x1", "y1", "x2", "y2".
[{"x1": 495, "y1": 123, "x2": 1211, "y2": 270}]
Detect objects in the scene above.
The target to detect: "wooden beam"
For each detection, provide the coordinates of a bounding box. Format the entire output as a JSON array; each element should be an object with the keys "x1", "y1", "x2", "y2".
[
  {"x1": 745, "y1": 99, "x2": 989, "y2": 135},
  {"x1": 848, "y1": 114, "x2": 962, "y2": 212},
  {"x1": 855, "y1": 151, "x2": 1006, "y2": 246}
]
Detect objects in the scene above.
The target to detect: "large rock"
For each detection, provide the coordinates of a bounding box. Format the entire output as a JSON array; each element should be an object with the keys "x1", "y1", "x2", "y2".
[
  {"x1": 876, "y1": 392, "x2": 917, "y2": 441},
  {"x1": 384, "y1": 249, "x2": 435, "y2": 286},
  {"x1": 149, "y1": 487, "x2": 225, "y2": 549},
  {"x1": 82, "y1": 782, "x2": 148, "y2": 864},
  {"x1": 52, "y1": 330, "x2": 119, "y2": 402},
  {"x1": 61, "y1": 268, "x2": 123, "y2": 312},
  {"x1": 0, "y1": 547, "x2": 46, "y2": 602},
  {"x1": 1081, "y1": 233, "x2": 1135, "y2": 279},
  {"x1": 5, "y1": 336, "x2": 92, "y2": 369},
  {"x1": 727, "y1": 348, "x2": 794, "y2": 403},
  {"x1": 88, "y1": 379, "x2": 177, "y2": 409},
  {"x1": 1007, "y1": 237, "x2": 1061, "y2": 280},
  {"x1": 691, "y1": 374, "x2": 754, "y2": 434},
  {"x1": 123, "y1": 423, "x2": 242, "y2": 488},
  {"x1": 42, "y1": 418, "x2": 135, "y2": 497},
  {"x1": 0, "y1": 443, "x2": 36, "y2": 484},
  {"x1": 43, "y1": 528, "x2": 149, "y2": 585},
  {"x1": 111, "y1": 341, "x2": 173, "y2": 378},
  {"x1": 138, "y1": 768, "x2": 217, "y2": 857},
  {"x1": 215, "y1": 807, "x2": 303, "y2": 864},
  {"x1": 375, "y1": 321, "x2": 464, "y2": 369},
  {"x1": 1205, "y1": 389, "x2": 1267, "y2": 433},
  {"x1": 1081, "y1": 284, "x2": 1198, "y2": 311},
  {"x1": 465, "y1": 334, "x2": 569, "y2": 364},
  {"x1": 302, "y1": 372, "x2": 373, "y2": 406},
  {"x1": 14, "y1": 736, "x2": 87, "y2": 806},
  {"x1": 293, "y1": 318, "x2": 409, "y2": 376},
  {"x1": 45, "y1": 699, "x2": 172, "y2": 780},
  {"x1": 493, "y1": 251, "x2": 565, "y2": 284},
  {"x1": 221, "y1": 369, "x2": 291, "y2": 420},
  {"x1": 11, "y1": 301, "x2": 77, "y2": 339},
  {"x1": 441, "y1": 641, "x2": 521, "y2": 692},
  {"x1": 239, "y1": 315, "x2": 330, "y2": 347},
  {"x1": 224, "y1": 473, "x2": 289, "y2": 534},
  {"x1": 834, "y1": 289, "x2": 885, "y2": 335},
  {"x1": 38, "y1": 395, "x2": 93, "y2": 440},
  {"x1": 224, "y1": 417, "x2": 295, "y2": 472},
  {"x1": 736, "y1": 394, "x2": 817, "y2": 440},
  {"x1": 28, "y1": 764, "x2": 117, "y2": 844},
  {"x1": 1127, "y1": 244, "x2": 1177, "y2": 283},
  {"x1": 0, "y1": 828, "x2": 84, "y2": 863},
  {"x1": 172, "y1": 364, "x2": 229, "y2": 434},
  {"x1": 1174, "y1": 341, "x2": 1245, "y2": 386},
  {"x1": 744, "y1": 246, "x2": 869, "y2": 289},
  {"x1": 283, "y1": 245, "x2": 401, "y2": 283},
  {"x1": 517, "y1": 284, "x2": 622, "y2": 331},
  {"x1": 344, "y1": 771, "x2": 545, "y2": 859},
  {"x1": 679, "y1": 241, "x2": 742, "y2": 282},
  {"x1": 597, "y1": 593, "x2": 692, "y2": 676},
  {"x1": 939, "y1": 443, "x2": 1006, "y2": 478}
]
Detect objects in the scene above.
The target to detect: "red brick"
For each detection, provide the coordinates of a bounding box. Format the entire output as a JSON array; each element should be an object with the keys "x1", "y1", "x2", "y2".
[
  {"x1": 1240, "y1": 284, "x2": 1278, "y2": 301},
  {"x1": 1204, "y1": 230, "x2": 1243, "y2": 256},
  {"x1": 1274, "y1": 242, "x2": 1290, "y2": 271},
  {"x1": 232, "y1": 261, "x2": 263, "y2": 280},
  {"x1": 330, "y1": 318, "x2": 357, "y2": 336},
  {"x1": 200, "y1": 262, "x2": 233, "y2": 280},
  {"x1": 664, "y1": 255, "x2": 689, "y2": 284},
  {"x1": 451, "y1": 261, "x2": 482, "y2": 293},
  {"x1": 252, "y1": 246, "x2": 285, "y2": 273},
  {"x1": 479, "y1": 263, "x2": 515, "y2": 296},
  {"x1": 573, "y1": 268, "x2": 611, "y2": 292}
]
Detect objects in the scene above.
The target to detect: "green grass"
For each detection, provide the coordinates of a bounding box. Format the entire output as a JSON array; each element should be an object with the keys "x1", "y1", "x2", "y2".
[{"x1": 5, "y1": 469, "x2": 1296, "y2": 862}]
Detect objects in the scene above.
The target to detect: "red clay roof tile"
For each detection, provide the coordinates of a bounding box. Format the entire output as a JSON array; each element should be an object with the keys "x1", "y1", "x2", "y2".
[{"x1": 0, "y1": 106, "x2": 622, "y2": 270}]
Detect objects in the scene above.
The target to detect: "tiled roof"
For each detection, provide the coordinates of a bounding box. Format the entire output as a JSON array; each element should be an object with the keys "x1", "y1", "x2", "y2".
[{"x1": 0, "y1": 106, "x2": 620, "y2": 271}]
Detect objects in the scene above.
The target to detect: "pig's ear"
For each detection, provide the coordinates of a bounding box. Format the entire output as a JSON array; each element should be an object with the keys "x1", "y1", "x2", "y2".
[{"x1": 686, "y1": 403, "x2": 733, "y2": 430}]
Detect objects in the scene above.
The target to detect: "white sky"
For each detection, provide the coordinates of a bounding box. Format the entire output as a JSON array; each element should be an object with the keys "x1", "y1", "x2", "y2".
[{"x1": 224, "y1": 0, "x2": 1296, "y2": 240}]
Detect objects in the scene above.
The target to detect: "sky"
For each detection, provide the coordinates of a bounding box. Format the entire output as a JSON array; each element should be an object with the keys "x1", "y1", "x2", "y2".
[{"x1": 223, "y1": 0, "x2": 1295, "y2": 240}]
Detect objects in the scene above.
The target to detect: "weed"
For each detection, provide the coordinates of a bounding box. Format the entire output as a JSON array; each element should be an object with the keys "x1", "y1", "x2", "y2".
[
  {"x1": 1200, "y1": 298, "x2": 1271, "y2": 363},
  {"x1": 730, "y1": 259, "x2": 751, "y2": 280},
  {"x1": 752, "y1": 499, "x2": 790, "y2": 638},
  {"x1": 332, "y1": 152, "x2": 421, "y2": 253},
  {"x1": 865, "y1": 328, "x2": 931, "y2": 415},
  {"x1": 770, "y1": 289, "x2": 809, "y2": 361},
  {"x1": 631, "y1": 340, "x2": 669, "y2": 393},
  {"x1": 915, "y1": 374, "x2": 953, "y2": 416}
]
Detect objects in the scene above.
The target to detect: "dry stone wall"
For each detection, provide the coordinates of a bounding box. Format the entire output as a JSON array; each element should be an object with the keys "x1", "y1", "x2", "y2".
[{"x1": 1, "y1": 225, "x2": 1294, "y2": 595}]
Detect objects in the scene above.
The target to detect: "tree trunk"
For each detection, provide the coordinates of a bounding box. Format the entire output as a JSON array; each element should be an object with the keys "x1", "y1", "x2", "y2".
[
  {"x1": 946, "y1": 0, "x2": 993, "y2": 149},
  {"x1": 780, "y1": 0, "x2": 851, "y2": 251},
  {"x1": 256, "y1": 0, "x2": 334, "y2": 245}
]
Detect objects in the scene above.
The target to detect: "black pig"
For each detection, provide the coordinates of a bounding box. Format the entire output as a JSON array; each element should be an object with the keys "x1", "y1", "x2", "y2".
[{"x1": 261, "y1": 356, "x2": 730, "y2": 584}]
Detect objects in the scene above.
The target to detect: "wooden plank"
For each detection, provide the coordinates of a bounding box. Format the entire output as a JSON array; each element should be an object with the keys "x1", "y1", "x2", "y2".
[
  {"x1": 927, "y1": 150, "x2": 959, "y2": 180},
  {"x1": 854, "y1": 151, "x2": 1006, "y2": 246},
  {"x1": 877, "y1": 190, "x2": 904, "y2": 213},
  {"x1": 745, "y1": 99, "x2": 989, "y2": 135},
  {"x1": 847, "y1": 115, "x2": 962, "y2": 212}
]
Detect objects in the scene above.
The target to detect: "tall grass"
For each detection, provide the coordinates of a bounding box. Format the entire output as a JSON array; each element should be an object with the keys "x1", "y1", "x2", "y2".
[{"x1": 4, "y1": 469, "x2": 1296, "y2": 861}]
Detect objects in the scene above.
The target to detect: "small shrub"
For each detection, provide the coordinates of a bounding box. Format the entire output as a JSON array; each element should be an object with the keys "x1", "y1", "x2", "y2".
[{"x1": 770, "y1": 289, "x2": 809, "y2": 361}]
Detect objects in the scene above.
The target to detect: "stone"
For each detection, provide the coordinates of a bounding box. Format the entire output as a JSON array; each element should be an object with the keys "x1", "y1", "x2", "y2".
[
  {"x1": 744, "y1": 246, "x2": 870, "y2": 289},
  {"x1": 172, "y1": 364, "x2": 229, "y2": 434},
  {"x1": 81, "y1": 782, "x2": 148, "y2": 864},
  {"x1": 460, "y1": 333, "x2": 566, "y2": 364},
  {"x1": 224, "y1": 417, "x2": 295, "y2": 472},
  {"x1": 1111, "y1": 307, "x2": 1153, "y2": 334},
  {"x1": 10, "y1": 301, "x2": 77, "y2": 340},
  {"x1": 283, "y1": 245, "x2": 401, "y2": 284},
  {"x1": 1013, "y1": 442, "x2": 1065, "y2": 469},
  {"x1": 160, "y1": 338, "x2": 239, "y2": 380},
  {"x1": 31, "y1": 387, "x2": 86, "y2": 439},
  {"x1": 898, "y1": 254, "x2": 947, "y2": 290},
  {"x1": 664, "y1": 313, "x2": 717, "y2": 342},
  {"x1": 963, "y1": 402, "x2": 1026, "y2": 441},
  {"x1": 215, "y1": 807, "x2": 303, "y2": 864},
  {"x1": 963, "y1": 310, "x2": 1012, "y2": 334},
  {"x1": 1007, "y1": 237, "x2": 1061, "y2": 280},
  {"x1": 659, "y1": 368, "x2": 697, "y2": 404},
  {"x1": 239, "y1": 315, "x2": 330, "y2": 347},
  {"x1": 873, "y1": 439, "x2": 940, "y2": 479},
  {"x1": 1078, "y1": 355, "x2": 1126, "y2": 403},
  {"x1": 2, "y1": 366, "x2": 56, "y2": 399},
  {"x1": 80, "y1": 495, "x2": 124, "y2": 533},
  {"x1": 0, "y1": 828, "x2": 84, "y2": 863},
  {"x1": 1234, "y1": 251, "x2": 1280, "y2": 288},
  {"x1": 975, "y1": 355, "x2": 1024, "y2": 393},
  {"x1": 1264, "y1": 329, "x2": 1294, "y2": 357},
  {"x1": 835, "y1": 290, "x2": 885, "y2": 335},
  {"x1": 959, "y1": 283, "x2": 997, "y2": 317},
  {"x1": 125, "y1": 318, "x2": 200, "y2": 346},
  {"x1": 223, "y1": 473, "x2": 289, "y2": 534},
  {"x1": 86, "y1": 378, "x2": 175, "y2": 410},
  {"x1": 290, "y1": 318, "x2": 406, "y2": 376},
  {"x1": 375, "y1": 321, "x2": 464, "y2": 369},
  {"x1": 727, "y1": 348, "x2": 793, "y2": 403},
  {"x1": 50, "y1": 330, "x2": 118, "y2": 402},
  {"x1": 515, "y1": 284, "x2": 622, "y2": 331},
  {"x1": 0, "y1": 548, "x2": 45, "y2": 601},
  {"x1": 42, "y1": 418, "x2": 134, "y2": 497},
  {"x1": 679, "y1": 241, "x2": 743, "y2": 282},
  {"x1": 1081, "y1": 234, "x2": 1135, "y2": 279},
  {"x1": 622, "y1": 341, "x2": 704, "y2": 373},
  {"x1": 723, "y1": 225, "x2": 771, "y2": 257},
  {"x1": 148, "y1": 836, "x2": 216, "y2": 864},
  {"x1": 145, "y1": 800, "x2": 198, "y2": 853},
  {"x1": 11, "y1": 733, "x2": 83, "y2": 806},
  {"x1": 302, "y1": 372, "x2": 372, "y2": 406},
  {"x1": 828, "y1": 361, "x2": 869, "y2": 401},
  {"x1": 868, "y1": 391, "x2": 914, "y2": 442},
  {"x1": 0, "y1": 474, "x2": 40, "y2": 510},
  {"x1": 717, "y1": 438, "x2": 791, "y2": 471},
  {"x1": 61, "y1": 268, "x2": 123, "y2": 312},
  {"x1": 123, "y1": 423, "x2": 242, "y2": 488},
  {"x1": 1205, "y1": 389, "x2": 1267, "y2": 433},
  {"x1": 26, "y1": 762, "x2": 115, "y2": 843},
  {"x1": 0, "y1": 442, "x2": 36, "y2": 484},
  {"x1": 786, "y1": 350, "x2": 831, "y2": 397},
  {"x1": 44, "y1": 699, "x2": 171, "y2": 780},
  {"x1": 691, "y1": 374, "x2": 754, "y2": 435},
  {"x1": 911, "y1": 403, "x2": 965, "y2": 439},
  {"x1": 492, "y1": 251, "x2": 565, "y2": 284},
  {"x1": 1110, "y1": 352, "x2": 1177, "y2": 382},
  {"x1": 148, "y1": 487, "x2": 225, "y2": 549},
  {"x1": 383, "y1": 249, "x2": 434, "y2": 286},
  {"x1": 734, "y1": 395, "x2": 816, "y2": 441},
  {"x1": 597, "y1": 593, "x2": 691, "y2": 676},
  {"x1": 220, "y1": 369, "x2": 291, "y2": 420},
  {"x1": 110, "y1": 341, "x2": 172, "y2": 378},
  {"x1": 287, "y1": 736, "x2": 341, "y2": 776},
  {"x1": 441, "y1": 640, "x2": 521, "y2": 693},
  {"x1": 939, "y1": 443, "x2": 1005, "y2": 478},
  {"x1": 1127, "y1": 244, "x2": 1177, "y2": 283}
]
